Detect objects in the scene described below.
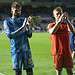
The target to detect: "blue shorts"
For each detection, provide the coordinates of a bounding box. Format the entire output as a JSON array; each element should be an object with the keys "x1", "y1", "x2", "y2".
[
  {"x1": 70, "y1": 33, "x2": 75, "y2": 51},
  {"x1": 11, "y1": 49, "x2": 34, "y2": 70}
]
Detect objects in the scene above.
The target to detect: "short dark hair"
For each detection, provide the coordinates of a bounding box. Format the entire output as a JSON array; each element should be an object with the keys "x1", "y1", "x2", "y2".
[{"x1": 11, "y1": 1, "x2": 22, "y2": 8}]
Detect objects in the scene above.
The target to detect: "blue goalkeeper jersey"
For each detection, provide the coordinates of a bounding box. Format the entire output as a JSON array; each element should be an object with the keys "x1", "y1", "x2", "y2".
[{"x1": 3, "y1": 16, "x2": 32, "y2": 53}]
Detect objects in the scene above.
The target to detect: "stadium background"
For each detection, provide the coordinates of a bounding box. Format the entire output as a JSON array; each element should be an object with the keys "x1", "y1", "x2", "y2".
[{"x1": 0, "y1": 0, "x2": 75, "y2": 31}]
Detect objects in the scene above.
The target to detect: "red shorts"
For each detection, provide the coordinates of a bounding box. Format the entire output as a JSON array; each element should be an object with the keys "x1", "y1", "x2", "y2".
[{"x1": 53, "y1": 54, "x2": 73, "y2": 70}]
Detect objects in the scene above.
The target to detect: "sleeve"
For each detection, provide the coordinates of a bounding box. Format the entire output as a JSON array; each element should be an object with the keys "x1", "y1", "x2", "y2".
[
  {"x1": 47, "y1": 22, "x2": 55, "y2": 34},
  {"x1": 10, "y1": 18, "x2": 29, "y2": 37},
  {"x1": 26, "y1": 26, "x2": 32, "y2": 38},
  {"x1": 3, "y1": 20, "x2": 14, "y2": 38}
]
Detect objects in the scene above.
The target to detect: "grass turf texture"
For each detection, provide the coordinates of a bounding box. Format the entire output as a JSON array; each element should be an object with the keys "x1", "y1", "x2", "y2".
[{"x1": 0, "y1": 32, "x2": 67, "y2": 75}]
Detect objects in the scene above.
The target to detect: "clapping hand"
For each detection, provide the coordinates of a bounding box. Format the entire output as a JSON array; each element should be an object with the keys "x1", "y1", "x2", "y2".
[
  {"x1": 27, "y1": 16, "x2": 33, "y2": 26},
  {"x1": 57, "y1": 12, "x2": 69, "y2": 24},
  {"x1": 56, "y1": 13, "x2": 64, "y2": 24},
  {"x1": 62, "y1": 12, "x2": 69, "y2": 21}
]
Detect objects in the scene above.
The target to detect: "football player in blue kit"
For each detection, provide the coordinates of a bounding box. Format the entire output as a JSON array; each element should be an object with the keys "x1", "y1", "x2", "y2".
[{"x1": 3, "y1": 2, "x2": 34, "y2": 75}]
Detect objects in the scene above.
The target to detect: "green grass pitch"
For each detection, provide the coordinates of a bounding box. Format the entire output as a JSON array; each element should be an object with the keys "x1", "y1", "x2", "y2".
[{"x1": 0, "y1": 32, "x2": 67, "y2": 75}]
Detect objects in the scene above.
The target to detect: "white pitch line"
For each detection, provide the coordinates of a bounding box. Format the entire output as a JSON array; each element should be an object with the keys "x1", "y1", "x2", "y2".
[{"x1": 0, "y1": 73, "x2": 5, "y2": 75}]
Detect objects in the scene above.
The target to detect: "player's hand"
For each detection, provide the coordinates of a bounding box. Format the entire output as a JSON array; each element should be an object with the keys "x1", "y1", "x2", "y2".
[
  {"x1": 56, "y1": 13, "x2": 64, "y2": 24},
  {"x1": 62, "y1": 12, "x2": 69, "y2": 20},
  {"x1": 62, "y1": 12, "x2": 69, "y2": 23},
  {"x1": 27, "y1": 16, "x2": 33, "y2": 26}
]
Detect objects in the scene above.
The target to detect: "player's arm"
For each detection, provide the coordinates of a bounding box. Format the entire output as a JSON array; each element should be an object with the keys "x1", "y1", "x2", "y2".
[
  {"x1": 47, "y1": 14, "x2": 64, "y2": 34},
  {"x1": 10, "y1": 17, "x2": 32, "y2": 38},
  {"x1": 26, "y1": 16, "x2": 33, "y2": 38},
  {"x1": 11, "y1": 18, "x2": 27, "y2": 35},
  {"x1": 3, "y1": 20, "x2": 14, "y2": 38},
  {"x1": 26, "y1": 26, "x2": 32, "y2": 38},
  {"x1": 3, "y1": 20, "x2": 25, "y2": 38},
  {"x1": 47, "y1": 21, "x2": 61, "y2": 34}
]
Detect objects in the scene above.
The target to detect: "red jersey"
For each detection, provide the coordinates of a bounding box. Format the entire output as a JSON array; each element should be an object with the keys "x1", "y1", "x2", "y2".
[{"x1": 48, "y1": 22, "x2": 71, "y2": 55}]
